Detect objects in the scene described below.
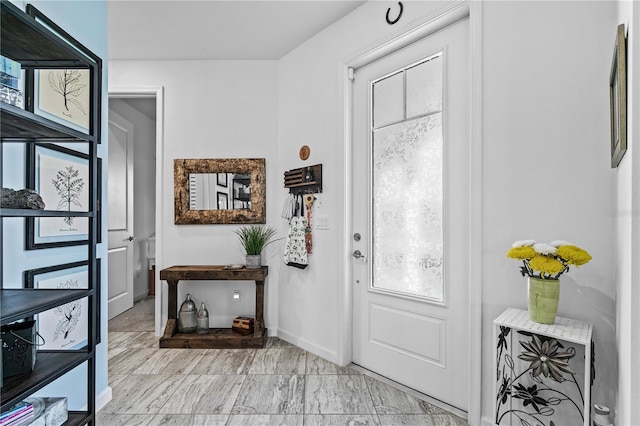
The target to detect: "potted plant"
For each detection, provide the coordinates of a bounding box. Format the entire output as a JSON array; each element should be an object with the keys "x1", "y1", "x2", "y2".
[
  {"x1": 507, "y1": 240, "x2": 591, "y2": 324},
  {"x1": 234, "y1": 225, "x2": 278, "y2": 269}
]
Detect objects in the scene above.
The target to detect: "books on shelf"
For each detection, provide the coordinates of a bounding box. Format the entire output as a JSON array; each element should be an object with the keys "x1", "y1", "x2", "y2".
[
  {"x1": 0, "y1": 401, "x2": 34, "y2": 426},
  {"x1": 0, "y1": 55, "x2": 23, "y2": 108},
  {"x1": 0, "y1": 397, "x2": 68, "y2": 426},
  {"x1": 2, "y1": 413, "x2": 34, "y2": 426},
  {"x1": 0, "y1": 55, "x2": 20, "y2": 88}
]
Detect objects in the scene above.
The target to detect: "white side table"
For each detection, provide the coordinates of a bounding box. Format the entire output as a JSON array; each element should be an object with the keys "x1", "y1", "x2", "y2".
[{"x1": 493, "y1": 308, "x2": 593, "y2": 426}]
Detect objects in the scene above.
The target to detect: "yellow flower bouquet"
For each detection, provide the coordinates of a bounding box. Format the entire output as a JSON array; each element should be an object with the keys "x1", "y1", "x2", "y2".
[{"x1": 507, "y1": 240, "x2": 592, "y2": 280}]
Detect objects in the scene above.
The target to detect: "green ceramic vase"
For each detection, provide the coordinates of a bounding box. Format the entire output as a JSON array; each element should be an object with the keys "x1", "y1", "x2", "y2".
[{"x1": 528, "y1": 277, "x2": 560, "y2": 324}]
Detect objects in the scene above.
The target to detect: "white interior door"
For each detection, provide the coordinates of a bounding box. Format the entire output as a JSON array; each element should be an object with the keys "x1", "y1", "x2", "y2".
[
  {"x1": 107, "y1": 107, "x2": 134, "y2": 319},
  {"x1": 352, "y1": 18, "x2": 470, "y2": 411}
]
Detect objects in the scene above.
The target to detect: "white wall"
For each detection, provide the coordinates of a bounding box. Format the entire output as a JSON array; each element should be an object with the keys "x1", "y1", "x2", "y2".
[
  {"x1": 277, "y1": 0, "x2": 619, "y2": 423},
  {"x1": 482, "y1": 1, "x2": 618, "y2": 421},
  {"x1": 615, "y1": 1, "x2": 640, "y2": 425},
  {"x1": 108, "y1": 60, "x2": 280, "y2": 330},
  {"x1": 108, "y1": 98, "x2": 156, "y2": 301},
  {"x1": 3, "y1": 0, "x2": 109, "y2": 411}
]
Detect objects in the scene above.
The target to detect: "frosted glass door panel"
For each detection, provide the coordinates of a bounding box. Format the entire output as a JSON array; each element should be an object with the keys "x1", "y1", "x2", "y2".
[
  {"x1": 406, "y1": 54, "x2": 443, "y2": 118},
  {"x1": 372, "y1": 114, "x2": 443, "y2": 301},
  {"x1": 373, "y1": 71, "x2": 404, "y2": 128}
]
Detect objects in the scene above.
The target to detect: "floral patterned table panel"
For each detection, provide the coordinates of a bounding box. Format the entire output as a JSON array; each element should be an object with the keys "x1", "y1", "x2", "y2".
[{"x1": 494, "y1": 308, "x2": 593, "y2": 426}]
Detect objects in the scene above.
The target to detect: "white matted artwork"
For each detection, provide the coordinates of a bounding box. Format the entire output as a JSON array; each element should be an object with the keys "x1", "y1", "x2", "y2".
[
  {"x1": 36, "y1": 69, "x2": 90, "y2": 133},
  {"x1": 29, "y1": 144, "x2": 89, "y2": 248},
  {"x1": 25, "y1": 261, "x2": 89, "y2": 350}
]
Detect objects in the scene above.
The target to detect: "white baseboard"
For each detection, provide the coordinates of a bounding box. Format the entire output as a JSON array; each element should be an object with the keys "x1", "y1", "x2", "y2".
[
  {"x1": 481, "y1": 415, "x2": 495, "y2": 426},
  {"x1": 276, "y1": 328, "x2": 338, "y2": 364},
  {"x1": 95, "y1": 386, "x2": 112, "y2": 412},
  {"x1": 134, "y1": 291, "x2": 149, "y2": 302}
]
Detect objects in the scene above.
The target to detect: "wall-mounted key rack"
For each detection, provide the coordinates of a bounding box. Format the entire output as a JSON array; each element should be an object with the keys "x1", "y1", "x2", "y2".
[{"x1": 284, "y1": 164, "x2": 323, "y2": 195}]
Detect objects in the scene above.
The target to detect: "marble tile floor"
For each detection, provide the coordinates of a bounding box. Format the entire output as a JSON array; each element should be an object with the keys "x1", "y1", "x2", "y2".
[
  {"x1": 100, "y1": 298, "x2": 467, "y2": 426},
  {"x1": 108, "y1": 296, "x2": 155, "y2": 332}
]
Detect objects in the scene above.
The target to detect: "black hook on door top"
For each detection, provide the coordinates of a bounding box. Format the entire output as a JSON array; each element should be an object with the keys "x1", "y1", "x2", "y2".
[{"x1": 386, "y1": 2, "x2": 403, "y2": 25}]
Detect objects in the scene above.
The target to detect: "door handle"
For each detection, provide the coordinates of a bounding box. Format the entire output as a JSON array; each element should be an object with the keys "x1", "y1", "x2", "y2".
[
  {"x1": 123, "y1": 236, "x2": 135, "y2": 242},
  {"x1": 352, "y1": 250, "x2": 367, "y2": 262}
]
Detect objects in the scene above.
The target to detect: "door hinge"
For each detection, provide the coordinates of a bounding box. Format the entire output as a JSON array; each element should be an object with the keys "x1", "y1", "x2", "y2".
[{"x1": 348, "y1": 67, "x2": 354, "y2": 81}]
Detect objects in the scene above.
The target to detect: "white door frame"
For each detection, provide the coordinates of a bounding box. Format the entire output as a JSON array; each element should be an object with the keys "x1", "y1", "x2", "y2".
[
  {"x1": 108, "y1": 86, "x2": 165, "y2": 337},
  {"x1": 338, "y1": 1, "x2": 482, "y2": 424}
]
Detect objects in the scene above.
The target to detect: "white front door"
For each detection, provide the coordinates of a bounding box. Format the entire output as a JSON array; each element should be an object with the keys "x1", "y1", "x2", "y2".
[
  {"x1": 107, "y1": 107, "x2": 134, "y2": 319},
  {"x1": 352, "y1": 18, "x2": 470, "y2": 411}
]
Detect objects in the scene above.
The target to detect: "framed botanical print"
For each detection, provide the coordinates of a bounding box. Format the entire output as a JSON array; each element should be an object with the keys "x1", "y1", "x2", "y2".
[
  {"x1": 34, "y1": 69, "x2": 90, "y2": 133},
  {"x1": 97, "y1": 157, "x2": 103, "y2": 244},
  {"x1": 24, "y1": 261, "x2": 89, "y2": 350},
  {"x1": 26, "y1": 4, "x2": 102, "y2": 140},
  {"x1": 217, "y1": 191, "x2": 228, "y2": 210},
  {"x1": 610, "y1": 24, "x2": 627, "y2": 168},
  {"x1": 26, "y1": 144, "x2": 90, "y2": 249},
  {"x1": 95, "y1": 258, "x2": 102, "y2": 344}
]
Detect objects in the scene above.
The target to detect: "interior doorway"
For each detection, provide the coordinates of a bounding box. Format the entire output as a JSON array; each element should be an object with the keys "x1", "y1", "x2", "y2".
[{"x1": 107, "y1": 89, "x2": 162, "y2": 334}]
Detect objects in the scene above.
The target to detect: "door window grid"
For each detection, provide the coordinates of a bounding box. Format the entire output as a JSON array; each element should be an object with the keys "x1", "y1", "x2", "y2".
[{"x1": 372, "y1": 52, "x2": 443, "y2": 130}]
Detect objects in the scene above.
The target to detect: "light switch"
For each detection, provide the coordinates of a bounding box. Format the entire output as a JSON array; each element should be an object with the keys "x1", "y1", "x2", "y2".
[
  {"x1": 315, "y1": 215, "x2": 330, "y2": 230},
  {"x1": 233, "y1": 290, "x2": 240, "y2": 301}
]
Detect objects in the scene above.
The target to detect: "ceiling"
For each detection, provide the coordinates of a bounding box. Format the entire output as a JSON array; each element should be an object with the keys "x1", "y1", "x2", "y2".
[{"x1": 108, "y1": 0, "x2": 366, "y2": 61}]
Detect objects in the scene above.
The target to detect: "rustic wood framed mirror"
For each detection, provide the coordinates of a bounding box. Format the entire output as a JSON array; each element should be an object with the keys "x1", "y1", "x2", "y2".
[{"x1": 174, "y1": 158, "x2": 266, "y2": 224}]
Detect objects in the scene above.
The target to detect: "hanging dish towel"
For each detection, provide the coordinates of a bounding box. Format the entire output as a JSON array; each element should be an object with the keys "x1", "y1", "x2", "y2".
[
  {"x1": 283, "y1": 216, "x2": 309, "y2": 269},
  {"x1": 281, "y1": 194, "x2": 295, "y2": 221}
]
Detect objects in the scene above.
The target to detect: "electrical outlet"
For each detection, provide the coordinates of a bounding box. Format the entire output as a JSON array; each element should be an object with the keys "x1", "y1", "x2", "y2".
[{"x1": 233, "y1": 290, "x2": 240, "y2": 301}]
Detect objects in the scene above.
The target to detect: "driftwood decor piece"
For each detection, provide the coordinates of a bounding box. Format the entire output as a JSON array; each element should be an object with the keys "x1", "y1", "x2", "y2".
[
  {"x1": 1, "y1": 188, "x2": 45, "y2": 209},
  {"x1": 174, "y1": 158, "x2": 266, "y2": 224}
]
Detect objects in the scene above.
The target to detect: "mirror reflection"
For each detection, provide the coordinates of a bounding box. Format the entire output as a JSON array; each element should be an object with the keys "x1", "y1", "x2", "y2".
[
  {"x1": 174, "y1": 158, "x2": 265, "y2": 224},
  {"x1": 189, "y1": 173, "x2": 251, "y2": 211}
]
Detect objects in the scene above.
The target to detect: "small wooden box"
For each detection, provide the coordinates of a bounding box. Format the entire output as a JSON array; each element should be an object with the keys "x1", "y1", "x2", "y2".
[{"x1": 232, "y1": 316, "x2": 254, "y2": 336}]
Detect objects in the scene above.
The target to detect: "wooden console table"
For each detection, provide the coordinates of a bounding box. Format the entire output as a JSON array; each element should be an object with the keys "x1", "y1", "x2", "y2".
[{"x1": 159, "y1": 265, "x2": 268, "y2": 349}]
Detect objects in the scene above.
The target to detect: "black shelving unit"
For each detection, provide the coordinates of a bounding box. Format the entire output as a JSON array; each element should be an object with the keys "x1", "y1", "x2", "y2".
[
  {"x1": 0, "y1": 103, "x2": 95, "y2": 141},
  {"x1": 232, "y1": 175, "x2": 251, "y2": 209},
  {"x1": 1, "y1": 289, "x2": 92, "y2": 325},
  {"x1": 1, "y1": 1, "x2": 101, "y2": 424}
]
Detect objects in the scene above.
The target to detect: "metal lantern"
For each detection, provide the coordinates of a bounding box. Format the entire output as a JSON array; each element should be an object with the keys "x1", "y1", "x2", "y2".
[
  {"x1": 196, "y1": 302, "x2": 209, "y2": 334},
  {"x1": 178, "y1": 293, "x2": 197, "y2": 333}
]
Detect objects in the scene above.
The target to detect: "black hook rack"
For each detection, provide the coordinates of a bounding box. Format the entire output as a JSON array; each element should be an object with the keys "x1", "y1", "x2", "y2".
[{"x1": 284, "y1": 164, "x2": 323, "y2": 195}]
